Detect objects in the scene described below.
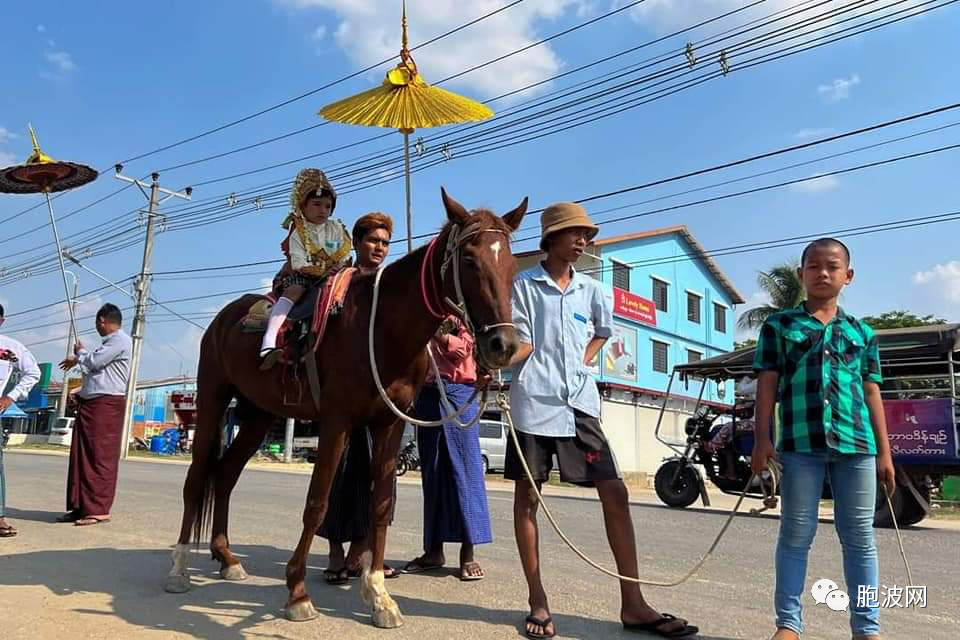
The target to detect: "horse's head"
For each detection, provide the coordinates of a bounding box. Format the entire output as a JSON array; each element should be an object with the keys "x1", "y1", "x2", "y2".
[{"x1": 439, "y1": 188, "x2": 527, "y2": 371}]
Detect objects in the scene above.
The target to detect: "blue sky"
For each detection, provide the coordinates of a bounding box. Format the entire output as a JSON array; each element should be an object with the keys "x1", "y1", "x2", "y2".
[{"x1": 0, "y1": 0, "x2": 958, "y2": 378}]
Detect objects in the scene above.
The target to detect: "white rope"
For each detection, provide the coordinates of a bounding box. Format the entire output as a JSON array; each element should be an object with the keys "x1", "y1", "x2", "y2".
[
  {"x1": 496, "y1": 370, "x2": 780, "y2": 587},
  {"x1": 883, "y1": 483, "x2": 918, "y2": 612},
  {"x1": 369, "y1": 266, "x2": 484, "y2": 428}
]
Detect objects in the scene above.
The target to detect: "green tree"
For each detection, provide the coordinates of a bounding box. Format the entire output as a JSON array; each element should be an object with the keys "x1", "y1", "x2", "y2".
[
  {"x1": 861, "y1": 310, "x2": 947, "y2": 330},
  {"x1": 737, "y1": 262, "x2": 804, "y2": 331}
]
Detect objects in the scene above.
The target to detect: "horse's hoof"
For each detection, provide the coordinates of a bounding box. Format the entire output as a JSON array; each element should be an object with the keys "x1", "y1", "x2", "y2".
[
  {"x1": 164, "y1": 574, "x2": 191, "y2": 593},
  {"x1": 285, "y1": 598, "x2": 319, "y2": 622},
  {"x1": 220, "y1": 563, "x2": 248, "y2": 581},
  {"x1": 371, "y1": 604, "x2": 404, "y2": 629}
]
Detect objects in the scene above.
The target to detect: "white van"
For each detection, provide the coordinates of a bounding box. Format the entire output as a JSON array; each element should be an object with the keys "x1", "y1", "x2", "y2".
[
  {"x1": 478, "y1": 419, "x2": 509, "y2": 473},
  {"x1": 48, "y1": 417, "x2": 75, "y2": 447}
]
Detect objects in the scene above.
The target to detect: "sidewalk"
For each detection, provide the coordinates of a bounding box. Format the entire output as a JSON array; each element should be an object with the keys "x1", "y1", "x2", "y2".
[{"x1": 9, "y1": 446, "x2": 959, "y2": 530}]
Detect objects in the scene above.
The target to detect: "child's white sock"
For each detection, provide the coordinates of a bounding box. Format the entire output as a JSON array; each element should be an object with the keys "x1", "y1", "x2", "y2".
[{"x1": 261, "y1": 297, "x2": 294, "y2": 354}]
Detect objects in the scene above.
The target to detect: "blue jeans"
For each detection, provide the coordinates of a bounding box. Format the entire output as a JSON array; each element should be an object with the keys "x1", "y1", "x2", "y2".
[{"x1": 775, "y1": 451, "x2": 880, "y2": 636}]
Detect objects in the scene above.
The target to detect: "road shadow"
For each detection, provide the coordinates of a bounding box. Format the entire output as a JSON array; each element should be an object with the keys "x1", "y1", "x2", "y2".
[
  {"x1": 0, "y1": 544, "x2": 738, "y2": 639},
  {"x1": 3, "y1": 507, "x2": 67, "y2": 524}
]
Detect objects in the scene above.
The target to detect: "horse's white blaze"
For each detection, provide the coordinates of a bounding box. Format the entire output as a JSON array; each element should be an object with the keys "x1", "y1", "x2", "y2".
[{"x1": 490, "y1": 240, "x2": 502, "y2": 263}]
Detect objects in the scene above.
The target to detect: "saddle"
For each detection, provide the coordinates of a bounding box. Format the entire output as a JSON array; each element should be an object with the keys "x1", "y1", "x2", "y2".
[{"x1": 241, "y1": 267, "x2": 357, "y2": 366}]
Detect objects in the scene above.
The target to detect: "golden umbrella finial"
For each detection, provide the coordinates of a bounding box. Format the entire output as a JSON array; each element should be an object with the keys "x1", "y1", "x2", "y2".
[
  {"x1": 320, "y1": 2, "x2": 494, "y2": 252},
  {"x1": 0, "y1": 125, "x2": 100, "y2": 345}
]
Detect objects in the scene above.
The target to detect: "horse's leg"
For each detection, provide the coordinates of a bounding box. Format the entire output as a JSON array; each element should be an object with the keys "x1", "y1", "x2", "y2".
[
  {"x1": 360, "y1": 415, "x2": 406, "y2": 628},
  {"x1": 209, "y1": 406, "x2": 272, "y2": 581},
  {"x1": 284, "y1": 426, "x2": 348, "y2": 622},
  {"x1": 166, "y1": 375, "x2": 232, "y2": 594}
]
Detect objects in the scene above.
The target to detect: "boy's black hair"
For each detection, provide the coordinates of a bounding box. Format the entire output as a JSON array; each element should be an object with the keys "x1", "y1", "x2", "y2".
[
  {"x1": 801, "y1": 237, "x2": 851, "y2": 266},
  {"x1": 96, "y1": 303, "x2": 123, "y2": 326},
  {"x1": 0, "y1": 303, "x2": 4, "y2": 318}
]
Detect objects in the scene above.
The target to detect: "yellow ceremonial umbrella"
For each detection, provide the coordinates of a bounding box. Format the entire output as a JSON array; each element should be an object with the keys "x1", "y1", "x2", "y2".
[
  {"x1": 319, "y1": 2, "x2": 493, "y2": 252},
  {"x1": 0, "y1": 126, "x2": 98, "y2": 343}
]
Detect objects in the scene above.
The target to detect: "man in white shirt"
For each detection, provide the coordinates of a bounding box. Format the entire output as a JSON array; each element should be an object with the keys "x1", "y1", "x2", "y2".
[
  {"x1": 58, "y1": 303, "x2": 131, "y2": 526},
  {"x1": 0, "y1": 303, "x2": 42, "y2": 538}
]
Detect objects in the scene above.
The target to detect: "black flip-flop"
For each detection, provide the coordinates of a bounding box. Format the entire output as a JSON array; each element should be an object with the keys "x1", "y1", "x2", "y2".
[
  {"x1": 524, "y1": 614, "x2": 556, "y2": 639},
  {"x1": 0, "y1": 525, "x2": 17, "y2": 538},
  {"x1": 323, "y1": 567, "x2": 349, "y2": 585},
  {"x1": 56, "y1": 511, "x2": 82, "y2": 523},
  {"x1": 74, "y1": 517, "x2": 110, "y2": 527},
  {"x1": 403, "y1": 558, "x2": 444, "y2": 574},
  {"x1": 624, "y1": 613, "x2": 699, "y2": 637}
]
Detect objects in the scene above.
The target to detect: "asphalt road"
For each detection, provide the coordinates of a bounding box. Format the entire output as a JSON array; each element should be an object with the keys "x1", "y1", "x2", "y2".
[{"x1": 0, "y1": 451, "x2": 957, "y2": 639}]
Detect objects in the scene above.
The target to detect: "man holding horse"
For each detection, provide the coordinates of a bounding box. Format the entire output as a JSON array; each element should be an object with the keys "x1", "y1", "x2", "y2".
[{"x1": 507, "y1": 203, "x2": 698, "y2": 638}]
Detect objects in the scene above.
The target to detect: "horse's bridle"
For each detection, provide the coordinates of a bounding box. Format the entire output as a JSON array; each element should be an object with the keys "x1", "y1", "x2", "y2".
[{"x1": 420, "y1": 219, "x2": 515, "y2": 339}]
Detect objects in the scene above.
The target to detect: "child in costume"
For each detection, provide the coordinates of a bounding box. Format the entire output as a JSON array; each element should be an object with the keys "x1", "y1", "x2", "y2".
[{"x1": 260, "y1": 168, "x2": 352, "y2": 370}]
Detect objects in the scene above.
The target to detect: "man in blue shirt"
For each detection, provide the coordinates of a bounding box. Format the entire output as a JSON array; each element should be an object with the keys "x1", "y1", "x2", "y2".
[{"x1": 507, "y1": 202, "x2": 697, "y2": 639}]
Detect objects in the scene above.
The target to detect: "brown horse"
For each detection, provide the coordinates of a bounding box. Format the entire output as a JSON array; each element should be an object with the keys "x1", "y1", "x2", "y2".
[{"x1": 164, "y1": 189, "x2": 526, "y2": 628}]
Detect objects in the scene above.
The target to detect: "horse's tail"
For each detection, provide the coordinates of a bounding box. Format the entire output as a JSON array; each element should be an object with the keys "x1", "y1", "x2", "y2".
[{"x1": 185, "y1": 327, "x2": 230, "y2": 548}]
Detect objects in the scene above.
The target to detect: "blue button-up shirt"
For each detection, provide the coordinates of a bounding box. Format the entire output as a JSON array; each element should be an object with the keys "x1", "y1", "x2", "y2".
[
  {"x1": 510, "y1": 263, "x2": 613, "y2": 437},
  {"x1": 78, "y1": 329, "x2": 132, "y2": 399}
]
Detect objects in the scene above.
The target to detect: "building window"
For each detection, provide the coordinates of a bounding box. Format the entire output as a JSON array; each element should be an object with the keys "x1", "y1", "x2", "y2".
[
  {"x1": 687, "y1": 292, "x2": 701, "y2": 324},
  {"x1": 652, "y1": 341, "x2": 669, "y2": 373},
  {"x1": 652, "y1": 278, "x2": 668, "y2": 312},
  {"x1": 714, "y1": 303, "x2": 727, "y2": 334},
  {"x1": 612, "y1": 261, "x2": 631, "y2": 291},
  {"x1": 687, "y1": 349, "x2": 702, "y2": 363}
]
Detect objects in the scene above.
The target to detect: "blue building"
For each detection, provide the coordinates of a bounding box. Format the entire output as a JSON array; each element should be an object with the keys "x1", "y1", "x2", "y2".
[{"x1": 514, "y1": 225, "x2": 745, "y2": 473}]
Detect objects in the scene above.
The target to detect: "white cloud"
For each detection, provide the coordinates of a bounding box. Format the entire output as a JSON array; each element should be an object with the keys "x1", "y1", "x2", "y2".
[
  {"x1": 817, "y1": 73, "x2": 860, "y2": 103},
  {"x1": 789, "y1": 174, "x2": 839, "y2": 193},
  {"x1": 278, "y1": 1, "x2": 584, "y2": 99},
  {"x1": 0, "y1": 151, "x2": 17, "y2": 167},
  {"x1": 795, "y1": 127, "x2": 834, "y2": 140},
  {"x1": 45, "y1": 50, "x2": 76, "y2": 73},
  {"x1": 0, "y1": 127, "x2": 20, "y2": 144},
  {"x1": 914, "y1": 261, "x2": 960, "y2": 303}
]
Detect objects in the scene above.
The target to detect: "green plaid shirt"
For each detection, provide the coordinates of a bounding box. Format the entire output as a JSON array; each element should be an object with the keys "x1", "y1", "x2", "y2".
[{"x1": 753, "y1": 305, "x2": 882, "y2": 454}]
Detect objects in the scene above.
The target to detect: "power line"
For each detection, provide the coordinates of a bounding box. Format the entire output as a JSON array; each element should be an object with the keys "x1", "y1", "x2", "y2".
[{"x1": 117, "y1": 1, "x2": 528, "y2": 166}]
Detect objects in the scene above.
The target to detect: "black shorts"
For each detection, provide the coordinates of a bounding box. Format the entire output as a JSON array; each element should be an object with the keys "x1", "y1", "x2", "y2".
[{"x1": 504, "y1": 409, "x2": 621, "y2": 487}]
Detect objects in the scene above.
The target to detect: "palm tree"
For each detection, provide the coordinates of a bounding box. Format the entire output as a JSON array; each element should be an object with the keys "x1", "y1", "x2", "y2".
[{"x1": 737, "y1": 262, "x2": 804, "y2": 331}]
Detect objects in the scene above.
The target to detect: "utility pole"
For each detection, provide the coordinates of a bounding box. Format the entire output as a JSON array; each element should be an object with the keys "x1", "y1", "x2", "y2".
[
  {"x1": 56, "y1": 271, "x2": 79, "y2": 419},
  {"x1": 114, "y1": 167, "x2": 192, "y2": 460}
]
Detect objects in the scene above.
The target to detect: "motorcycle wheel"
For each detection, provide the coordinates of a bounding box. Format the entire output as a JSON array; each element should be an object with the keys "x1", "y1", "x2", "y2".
[
  {"x1": 396, "y1": 458, "x2": 408, "y2": 477},
  {"x1": 655, "y1": 460, "x2": 701, "y2": 508}
]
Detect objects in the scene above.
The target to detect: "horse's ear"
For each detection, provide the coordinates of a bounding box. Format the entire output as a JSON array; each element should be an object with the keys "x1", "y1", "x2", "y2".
[
  {"x1": 502, "y1": 196, "x2": 528, "y2": 232},
  {"x1": 441, "y1": 187, "x2": 470, "y2": 225}
]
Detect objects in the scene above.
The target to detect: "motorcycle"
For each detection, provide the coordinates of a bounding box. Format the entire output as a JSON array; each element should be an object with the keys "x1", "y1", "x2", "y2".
[
  {"x1": 654, "y1": 401, "x2": 766, "y2": 508},
  {"x1": 396, "y1": 439, "x2": 420, "y2": 476}
]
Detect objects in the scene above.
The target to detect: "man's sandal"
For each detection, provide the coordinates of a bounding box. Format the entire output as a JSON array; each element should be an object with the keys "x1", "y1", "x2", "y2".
[
  {"x1": 623, "y1": 613, "x2": 699, "y2": 637},
  {"x1": 524, "y1": 615, "x2": 555, "y2": 639}
]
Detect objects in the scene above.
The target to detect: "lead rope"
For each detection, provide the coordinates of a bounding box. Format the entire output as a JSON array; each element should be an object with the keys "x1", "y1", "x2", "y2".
[
  {"x1": 495, "y1": 370, "x2": 779, "y2": 587},
  {"x1": 883, "y1": 484, "x2": 917, "y2": 612}
]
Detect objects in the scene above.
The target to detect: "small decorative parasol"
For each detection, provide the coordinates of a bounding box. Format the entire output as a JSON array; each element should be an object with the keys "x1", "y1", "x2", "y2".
[
  {"x1": 0, "y1": 125, "x2": 99, "y2": 342},
  {"x1": 319, "y1": 1, "x2": 493, "y2": 252}
]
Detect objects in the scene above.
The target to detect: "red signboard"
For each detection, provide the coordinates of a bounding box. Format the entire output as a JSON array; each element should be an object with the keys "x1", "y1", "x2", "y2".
[{"x1": 613, "y1": 287, "x2": 657, "y2": 326}]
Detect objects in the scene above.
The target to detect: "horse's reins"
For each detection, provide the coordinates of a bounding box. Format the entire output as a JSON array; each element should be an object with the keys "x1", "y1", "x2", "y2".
[
  {"x1": 371, "y1": 226, "x2": 916, "y2": 593},
  {"x1": 370, "y1": 221, "x2": 510, "y2": 428}
]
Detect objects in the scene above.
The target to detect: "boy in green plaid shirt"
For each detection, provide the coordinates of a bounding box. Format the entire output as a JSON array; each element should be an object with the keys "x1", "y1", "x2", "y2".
[{"x1": 752, "y1": 238, "x2": 894, "y2": 640}]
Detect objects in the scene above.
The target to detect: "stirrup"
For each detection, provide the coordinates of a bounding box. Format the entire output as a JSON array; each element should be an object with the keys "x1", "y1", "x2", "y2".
[{"x1": 259, "y1": 348, "x2": 283, "y2": 371}]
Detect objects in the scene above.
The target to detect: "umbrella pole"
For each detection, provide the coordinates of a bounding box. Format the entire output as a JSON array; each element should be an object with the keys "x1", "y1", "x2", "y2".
[
  {"x1": 403, "y1": 131, "x2": 413, "y2": 254},
  {"x1": 44, "y1": 191, "x2": 80, "y2": 346}
]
